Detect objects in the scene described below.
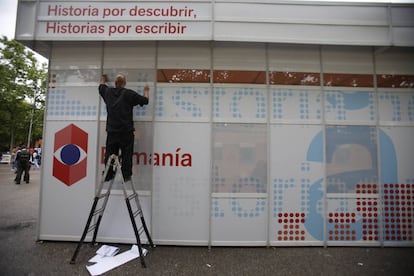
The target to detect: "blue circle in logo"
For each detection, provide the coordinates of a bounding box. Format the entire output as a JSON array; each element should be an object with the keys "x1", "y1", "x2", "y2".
[{"x1": 61, "y1": 144, "x2": 81, "y2": 165}]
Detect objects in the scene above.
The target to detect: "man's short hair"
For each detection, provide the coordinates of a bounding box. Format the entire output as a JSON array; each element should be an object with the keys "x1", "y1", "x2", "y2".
[{"x1": 115, "y1": 74, "x2": 126, "y2": 88}]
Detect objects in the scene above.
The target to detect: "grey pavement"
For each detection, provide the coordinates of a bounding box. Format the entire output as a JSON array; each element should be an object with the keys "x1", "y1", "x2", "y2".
[{"x1": 0, "y1": 163, "x2": 413, "y2": 276}]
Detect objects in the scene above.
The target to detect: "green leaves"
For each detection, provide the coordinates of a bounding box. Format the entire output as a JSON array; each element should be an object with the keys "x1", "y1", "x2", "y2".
[{"x1": 0, "y1": 36, "x2": 48, "y2": 152}]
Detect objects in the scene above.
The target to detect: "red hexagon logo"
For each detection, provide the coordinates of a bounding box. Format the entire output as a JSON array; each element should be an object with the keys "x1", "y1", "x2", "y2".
[{"x1": 53, "y1": 124, "x2": 88, "y2": 186}]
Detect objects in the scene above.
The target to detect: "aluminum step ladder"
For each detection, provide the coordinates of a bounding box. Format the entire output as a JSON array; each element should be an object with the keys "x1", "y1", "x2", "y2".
[{"x1": 70, "y1": 154, "x2": 154, "y2": 267}]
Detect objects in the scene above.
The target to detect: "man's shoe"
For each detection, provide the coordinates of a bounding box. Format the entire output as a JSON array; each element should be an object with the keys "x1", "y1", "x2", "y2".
[
  {"x1": 103, "y1": 170, "x2": 115, "y2": 182},
  {"x1": 15, "y1": 182, "x2": 20, "y2": 184}
]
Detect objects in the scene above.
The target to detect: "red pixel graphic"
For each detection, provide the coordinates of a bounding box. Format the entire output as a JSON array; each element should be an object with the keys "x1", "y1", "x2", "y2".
[
  {"x1": 356, "y1": 183, "x2": 379, "y2": 241},
  {"x1": 383, "y1": 184, "x2": 413, "y2": 241},
  {"x1": 277, "y1": 212, "x2": 306, "y2": 241},
  {"x1": 328, "y1": 212, "x2": 357, "y2": 241},
  {"x1": 328, "y1": 183, "x2": 413, "y2": 242}
]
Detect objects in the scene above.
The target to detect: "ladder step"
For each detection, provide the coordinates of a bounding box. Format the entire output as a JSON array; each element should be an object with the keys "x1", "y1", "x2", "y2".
[
  {"x1": 87, "y1": 223, "x2": 97, "y2": 233},
  {"x1": 98, "y1": 193, "x2": 109, "y2": 199},
  {"x1": 138, "y1": 226, "x2": 144, "y2": 236},
  {"x1": 93, "y1": 207, "x2": 105, "y2": 216},
  {"x1": 132, "y1": 209, "x2": 142, "y2": 218},
  {"x1": 127, "y1": 193, "x2": 138, "y2": 201}
]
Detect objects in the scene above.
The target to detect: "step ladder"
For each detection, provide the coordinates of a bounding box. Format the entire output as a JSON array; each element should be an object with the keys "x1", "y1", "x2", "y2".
[{"x1": 70, "y1": 154, "x2": 154, "y2": 267}]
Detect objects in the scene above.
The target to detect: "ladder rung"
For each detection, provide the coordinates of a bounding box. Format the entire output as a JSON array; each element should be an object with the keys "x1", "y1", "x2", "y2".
[
  {"x1": 132, "y1": 209, "x2": 142, "y2": 218},
  {"x1": 138, "y1": 226, "x2": 144, "y2": 236},
  {"x1": 87, "y1": 223, "x2": 97, "y2": 233},
  {"x1": 98, "y1": 192, "x2": 109, "y2": 199},
  {"x1": 127, "y1": 193, "x2": 138, "y2": 201},
  {"x1": 93, "y1": 207, "x2": 104, "y2": 216}
]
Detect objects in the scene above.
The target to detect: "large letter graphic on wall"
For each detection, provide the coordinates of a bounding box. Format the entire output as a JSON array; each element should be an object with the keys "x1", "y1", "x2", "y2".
[{"x1": 53, "y1": 124, "x2": 88, "y2": 186}]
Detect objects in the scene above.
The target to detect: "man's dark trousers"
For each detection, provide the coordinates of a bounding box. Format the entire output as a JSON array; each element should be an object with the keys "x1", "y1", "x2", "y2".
[
  {"x1": 15, "y1": 162, "x2": 30, "y2": 184},
  {"x1": 104, "y1": 131, "x2": 134, "y2": 181}
]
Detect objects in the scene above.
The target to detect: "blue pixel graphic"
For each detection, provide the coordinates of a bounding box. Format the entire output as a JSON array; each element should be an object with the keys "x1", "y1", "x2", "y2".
[
  {"x1": 156, "y1": 87, "x2": 209, "y2": 118},
  {"x1": 47, "y1": 89, "x2": 97, "y2": 117},
  {"x1": 214, "y1": 87, "x2": 266, "y2": 120},
  {"x1": 325, "y1": 91, "x2": 375, "y2": 121}
]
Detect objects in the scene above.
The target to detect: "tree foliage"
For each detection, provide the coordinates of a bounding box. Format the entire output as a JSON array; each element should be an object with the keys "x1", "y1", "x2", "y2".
[{"x1": 0, "y1": 36, "x2": 48, "y2": 152}]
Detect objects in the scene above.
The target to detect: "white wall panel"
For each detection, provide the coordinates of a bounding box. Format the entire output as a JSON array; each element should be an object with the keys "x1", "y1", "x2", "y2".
[
  {"x1": 322, "y1": 46, "x2": 373, "y2": 74},
  {"x1": 103, "y1": 42, "x2": 156, "y2": 69},
  {"x1": 155, "y1": 83, "x2": 211, "y2": 122},
  {"x1": 268, "y1": 44, "x2": 320, "y2": 72},
  {"x1": 379, "y1": 126, "x2": 414, "y2": 244},
  {"x1": 50, "y1": 43, "x2": 102, "y2": 69},
  {"x1": 38, "y1": 121, "x2": 97, "y2": 241},
  {"x1": 270, "y1": 125, "x2": 324, "y2": 244},
  {"x1": 15, "y1": 1, "x2": 37, "y2": 39},
  {"x1": 49, "y1": 69, "x2": 101, "y2": 87},
  {"x1": 46, "y1": 86, "x2": 99, "y2": 121},
  {"x1": 158, "y1": 42, "x2": 211, "y2": 69},
  {"x1": 213, "y1": 43, "x2": 265, "y2": 70},
  {"x1": 213, "y1": 85, "x2": 267, "y2": 123},
  {"x1": 270, "y1": 87, "x2": 322, "y2": 124},
  {"x1": 214, "y1": 22, "x2": 390, "y2": 46},
  {"x1": 211, "y1": 198, "x2": 267, "y2": 246},
  {"x1": 378, "y1": 90, "x2": 414, "y2": 125},
  {"x1": 214, "y1": 3, "x2": 388, "y2": 26},
  {"x1": 392, "y1": 27, "x2": 414, "y2": 47},
  {"x1": 381, "y1": 127, "x2": 414, "y2": 184},
  {"x1": 375, "y1": 47, "x2": 414, "y2": 75},
  {"x1": 391, "y1": 7, "x2": 414, "y2": 26},
  {"x1": 324, "y1": 88, "x2": 376, "y2": 125},
  {"x1": 211, "y1": 123, "x2": 267, "y2": 245},
  {"x1": 152, "y1": 122, "x2": 211, "y2": 245}
]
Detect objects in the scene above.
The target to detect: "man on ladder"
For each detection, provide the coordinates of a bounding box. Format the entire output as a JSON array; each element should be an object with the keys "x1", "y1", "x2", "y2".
[
  {"x1": 99, "y1": 73, "x2": 149, "y2": 182},
  {"x1": 70, "y1": 74, "x2": 152, "y2": 267}
]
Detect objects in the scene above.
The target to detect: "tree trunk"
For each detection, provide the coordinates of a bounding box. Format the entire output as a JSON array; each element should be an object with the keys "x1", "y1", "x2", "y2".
[{"x1": 9, "y1": 113, "x2": 15, "y2": 153}]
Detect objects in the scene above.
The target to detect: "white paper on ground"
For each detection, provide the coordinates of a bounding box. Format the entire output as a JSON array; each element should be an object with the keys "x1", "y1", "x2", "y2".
[
  {"x1": 96, "y1": 245, "x2": 120, "y2": 257},
  {"x1": 86, "y1": 245, "x2": 148, "y2": 276},
  {"x1": 88, "y1": 245, "x2": 120, "y2": 263}
]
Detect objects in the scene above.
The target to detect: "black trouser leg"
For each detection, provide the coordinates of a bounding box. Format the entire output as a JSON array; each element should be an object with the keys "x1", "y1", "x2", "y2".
[
  {"x1": 120, "y1": 132, "x2": 134, "y2": 180},
  {"x1": 15, "y1": 166, "x2": 23, "y2": 183},
  {"x1": 23, "y1": 165, "x2": 30, "y2": 183},
  {"x1": 104, "y1": 133, "x2": 120, "y2": 181}
]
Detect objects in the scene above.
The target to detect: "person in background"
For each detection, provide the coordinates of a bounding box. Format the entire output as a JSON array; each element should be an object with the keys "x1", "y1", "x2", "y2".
[
  {"x1": 11, "y1": 147, "x2": 18, "y2": 172},
  {"x1": 14, "y1": 145, "x2": 31, "y2": 184},
  {"x1": 32, "y1": 149, "x2": 40, "y2": 169},
  {"x1": 36, "y1": 147, "x2": 42, "y2": 166},
  {"x1": 99, "y1": 73, "x2": 150, "y2": 182}
]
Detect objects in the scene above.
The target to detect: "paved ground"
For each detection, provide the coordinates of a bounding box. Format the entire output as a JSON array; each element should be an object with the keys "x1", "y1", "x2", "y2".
[{"x1": 0, "y1": 163, "x2": 414, "y2": 276}]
